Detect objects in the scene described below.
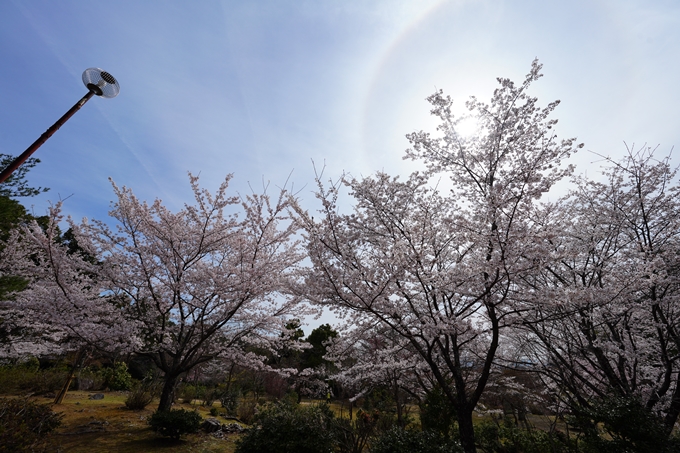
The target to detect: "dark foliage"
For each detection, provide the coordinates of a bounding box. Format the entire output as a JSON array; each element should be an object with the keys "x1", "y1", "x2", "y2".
[
  {"x1": 369, "y1": 426, "x2": 463, "y2": 453},
  {"x1": 148, "y1": 408, "x2": 202, "y2": 440},
  {"x1": 334, "y1": 409, "x2": 381, "y2": 453},
  {"x1": 235, "y1": 402, "x2": 336, "y2": 453},
  {"x1": 569, "y1": 396, "x2": 680, "y2": 453},
  {"x1": 124, "y1": 380, "x2": 156, "y2": 410},
  {"x1": 0, "y1": 397, "x2": 62, "y2": 452},
  {"x1": 301, "y1": 324, "x2": 338, "y2": 370},
  {"x1": 420, "y1": 385, "x2": 457, "y2": 439},
  {"x1": 0, "y1": 154, "x2": 48, "y2": 198},
  {"x1": 103, "y1": 362, "x2": 133, "y2": 391},
  {"x1": 476, "y1": 419, "x2": 576, "y2": 453},
  {"x1": 0, "y1": 361, "x2": 69, "y2": 395}
]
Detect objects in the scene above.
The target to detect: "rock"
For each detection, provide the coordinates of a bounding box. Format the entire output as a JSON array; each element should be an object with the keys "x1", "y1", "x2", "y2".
[
  {"x1": 201, "y1": 418, "x2": 222, "y2": 433},
  {"x1": 72, "y1": 419, "x2": 109, "y2": 434},
  {"x1": 222, "y1": 422, "x2": 244, "y2": 433},
  {"x1": 75, "y1": 377, "x2": 95, "y2": 391},
  {"x1": 88, "y1": 420, "x2": 109, "y2": 426},
  {"x1": 89, "y1": 393, "x2": 105, "y2": 400}
]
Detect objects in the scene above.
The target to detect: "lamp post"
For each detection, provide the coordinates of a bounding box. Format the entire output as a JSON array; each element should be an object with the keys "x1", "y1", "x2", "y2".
[{"x1": 0, "y1": 68, "x2": 120, "y2": 184}]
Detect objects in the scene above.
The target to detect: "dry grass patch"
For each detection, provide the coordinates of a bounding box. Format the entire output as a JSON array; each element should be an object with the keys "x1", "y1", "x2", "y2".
[{"x1": 32, "y1": 391, "x2": 239, "y2": 453}]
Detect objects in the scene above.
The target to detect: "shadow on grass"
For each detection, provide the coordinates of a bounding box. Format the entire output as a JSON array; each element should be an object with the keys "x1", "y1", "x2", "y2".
[
  {"x1": 119, "y1": 437, "x2": 189, "y2": 450},
  {"x1": 55, "y1": 430, "x2": 192, "y2": 453}
]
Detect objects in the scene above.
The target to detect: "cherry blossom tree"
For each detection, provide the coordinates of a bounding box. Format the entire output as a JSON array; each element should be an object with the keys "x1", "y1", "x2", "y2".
[
  {"x1": 3, "y1": 174, "x2": 305, "y2": 411},
  {"x1": 80, "y1": 175, "x2": 305, "y2": 411},
  {"x1": 327, "y1": 321, "x2": 425, "y2": 425},
  {"x1": 0, "y1": 204, "x2": 139, "y2": 402},
  {"x1": 518, "y1": 147, "x2": 680, "y2": 435},
  {"x1": 295, "y1": 60, "x2": 580, "y2": 453}
]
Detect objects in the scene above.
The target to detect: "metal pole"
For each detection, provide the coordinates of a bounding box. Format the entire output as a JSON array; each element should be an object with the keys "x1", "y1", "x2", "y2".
[{"x1": 0, "y1": 90, "x2": 96, "y2": 184}]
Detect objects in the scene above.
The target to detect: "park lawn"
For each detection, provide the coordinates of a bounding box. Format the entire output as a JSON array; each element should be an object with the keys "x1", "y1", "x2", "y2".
[
  {"x1": 27, "y1": 391, "x2": 568, "y2": 452},
  {"x1": 34, "y1": 391, "x2": 240, "y2": 453}
]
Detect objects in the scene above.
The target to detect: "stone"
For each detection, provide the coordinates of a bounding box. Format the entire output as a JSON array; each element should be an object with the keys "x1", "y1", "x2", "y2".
[
  {"x1": 222, "y1": 422, "x2": 244, "y2": 433},
  {"x1": 75, "y1": 377, "x2": 95, "y2": 391},
  {"x1": 201, "y1": 418, "x2": 222, "y2": 433},
  {"x1": 89, "y1": 393, "x2": 105, "y2": 400}
]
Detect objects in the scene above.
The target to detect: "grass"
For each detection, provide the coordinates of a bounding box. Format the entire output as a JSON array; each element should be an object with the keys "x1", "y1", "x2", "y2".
[
  {"x1": 34, "y1": 391, "x2": 240, "y2": 453},
  {"x1": 23, "y1": 390, "x2": 570, "y2": 452}
]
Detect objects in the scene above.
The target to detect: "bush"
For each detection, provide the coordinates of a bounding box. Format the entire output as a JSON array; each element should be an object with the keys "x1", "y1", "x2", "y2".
[
  {"x1": 178, "y1": 383, "x2": 205, "y2": 404},
  {"x1": 125, "y1": 386, "x2": 154, "y2": 410},
  {"x1": 27, "y1": 367, "x2": 70, "y2": 395},
  {"x1": 369, "y1": 426, "x2": 463, "y2": 453},
  {"x1": 476, "y1": 419, "x2": 575, "y2": 453},
  {"x1": 0, "y1": 364, "x2": 36, "y2": 395},
  {"x1": 420, "y1": 385, "x2": 456, "y2": 439},
  {"x1": 148, "y1": 409, "x2": 202, "y2": 440},
  {"x1": 237, "y1": 397, "x2": 259, "y2": 425},
  {"x1": 220, "y1": 388, "x2": 240, "y2": 415},
  {"x1": 569, "y1": 396, "x2": 678, "y2": 453},
  {"x1": 235, "y1": 402, "x2": 336, "y2": 453},
  {"x1": 102, "y1": 362, "x2": 133, "y2": 391},
  {"x1": 334, "y1": 409, "x2": 380, "y2": 453},
  {"x1": 74, "y1": 366, "x2": 106, "y2": 391},
  {"x1": 0, "y1": 362, "x2": 69, "y2": 396},
  {"x1": 124, "y1": 376, "x2": 159, "y2": 410},
  {"x1": 0, "y1": 397, "x2": 62, "y2": 452}
]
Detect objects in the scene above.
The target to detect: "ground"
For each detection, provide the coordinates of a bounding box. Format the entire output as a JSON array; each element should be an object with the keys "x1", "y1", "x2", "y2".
[
  {"x1": 32, "y1": 391, "x2": 566, "y2": 452},
  {"x1": 38, "y1": 391, "x2": 240, "y2": 453}
]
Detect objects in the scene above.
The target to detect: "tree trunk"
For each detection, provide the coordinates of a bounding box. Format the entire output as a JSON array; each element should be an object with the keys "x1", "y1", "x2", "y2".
[
  {"x1": 157, "y1": 373, "x2": 180, "y2": 412},
  {"x1": 458, "y1": 408, "x2": 477, "y2": 453},
  {"x1": 54, "y1": 366, "x2": 76, "y2": 405},
  {"x1": 663, "y1": 375, "x2": 680, "y2": 436},
  {"x1": 393, "y1": 380, "x2": 404, "y2": 428},
  {"x1": 54, "y1": 348, "x2": 88, "y2": 405}
]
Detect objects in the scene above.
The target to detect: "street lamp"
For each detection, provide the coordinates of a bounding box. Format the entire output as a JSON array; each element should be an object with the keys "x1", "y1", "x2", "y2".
[{"x1": 0, "y1": 68, "x2": 120, "y2": 184}]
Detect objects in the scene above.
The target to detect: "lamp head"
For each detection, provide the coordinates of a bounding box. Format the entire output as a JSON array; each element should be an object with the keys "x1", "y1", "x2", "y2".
[{"x1": 82, "y1": 68, "x2": 120, "y2": 98}]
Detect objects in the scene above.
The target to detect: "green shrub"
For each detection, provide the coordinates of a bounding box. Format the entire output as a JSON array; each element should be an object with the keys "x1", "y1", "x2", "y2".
[
  {"x1": 237, "y1": 397, "x2": 259, "y2": 425},
  {"x1": 201, "y1": 386, "x2": 223, "y2": 407},
  {"x1": 476, "y1": 419, "x2": 576, "y2": 453},
  {"x1": 235, "y1": 402, "x2": 336, "y2": 453},
  {"x1": 420, "y1": 385, "x2": 456, "y2": 439},
  {"x1": 0, "y1": 397, "x2": 63, "y2": 452},
  {"x1": 125, "y1": 385, "x2": 154, "y2": 410},
  {"x1": 75, "y1": 366, "x2": 106, "y2": 391},
  {"x1": 148, "y1": 408, "x2": 202, "y2": 439},
  {"x1": 220, "y1": 388, "x2": 240, "y2": 415},
  {"x1": 28, "y1": 367, "x2": 70, "y2": 394},
  {"x1": 334, "y1": 409, "x2": 381, "y2": 453},
  {"x1": 369, "y1": 426, "x2": 463, "y2": 453},
  {"x1": 125, "y1": 375, "x2": 159, "y2": 410},
  {"x1": 569, "y1": 396, "x2": 678, "y2": 453},
  {"x1": 0, "y1": 362, "x2": 69, "y2": 395},
  {"x1": 178, "y1": 383, "x2": 205, "y2": 404},
  {"x1": 0, "y1": 364, "x2": 34, "y2": 394},
  {"x1": 20, "y1": 356, "x2": 40, "y2": 373},
  {"x1": 102, "y1": 362, "x2": 133, "y2": 391}
]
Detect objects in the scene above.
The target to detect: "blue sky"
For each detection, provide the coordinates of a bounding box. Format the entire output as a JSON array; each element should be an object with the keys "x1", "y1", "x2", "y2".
[{"x1": 2, "y1": 0, "x2": 680, "y2": 329}]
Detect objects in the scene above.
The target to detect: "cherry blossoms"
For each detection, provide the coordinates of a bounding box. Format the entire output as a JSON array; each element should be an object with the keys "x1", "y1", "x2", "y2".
[
  {"x1": 0, "y1": 204, "x2": 138, "y2": 358},
  {"x1": 2, "y1": 59, "x2": 679, "y2": 450},
  {"x1": 295, "y1": 60, "x2": 581, "y2": 453},
  {"x1": 518, "y1": 147, "x2": 680, "y2": 433},
  {"x1": 2, "y1": 174, "x2": 305, "y2": 411}
]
